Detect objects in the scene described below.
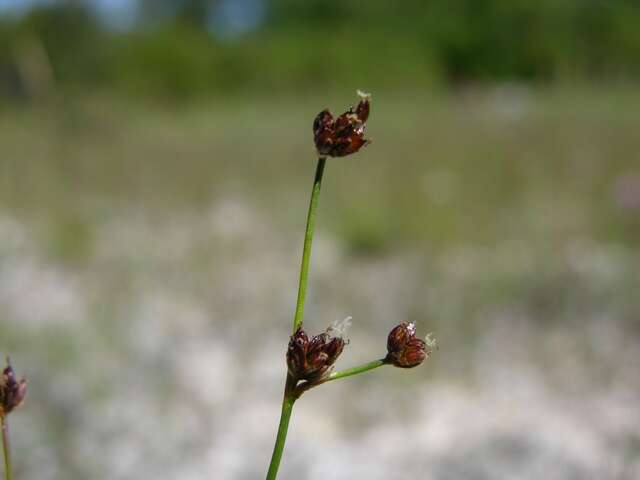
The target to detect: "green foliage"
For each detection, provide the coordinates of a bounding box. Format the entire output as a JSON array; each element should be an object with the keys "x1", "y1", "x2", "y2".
[
  {"x1": 0, "y1": 0, "x2": 640, "y2": 100},
  {"x1": 20, "y1": 4, "x2": 109, "y2": 84}
]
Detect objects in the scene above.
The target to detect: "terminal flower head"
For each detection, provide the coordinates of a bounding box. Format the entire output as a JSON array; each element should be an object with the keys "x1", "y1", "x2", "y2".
[{"x1": 313, "y1": 90, "x2": 371, "y2": 157}]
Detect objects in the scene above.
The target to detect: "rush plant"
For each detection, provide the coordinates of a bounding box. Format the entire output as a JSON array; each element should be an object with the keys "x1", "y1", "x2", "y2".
[{"x1": 265, "y1": 91, "x2": 436, "y2": 479}]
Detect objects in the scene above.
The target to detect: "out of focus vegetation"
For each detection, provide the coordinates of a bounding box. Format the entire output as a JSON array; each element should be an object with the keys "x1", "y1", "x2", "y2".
[
  {"x1": 1, "y1": 0, "x2": 640, "y2": 102},
  {"x1": 2, "y1": 3, "x2": 640, "y2": 478}
]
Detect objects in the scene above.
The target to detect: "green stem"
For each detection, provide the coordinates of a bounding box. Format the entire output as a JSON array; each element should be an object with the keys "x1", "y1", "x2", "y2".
[
  {"x1": 292, "y1": 157, "x2": 326, "y2": 334},
  {"x1": 294, "y1": 359, "x2": 388, "y2": 398},
  {"x1": 327, "y1": 359, "x2": 387, "y2": 382},
  {"x1": 1, "y1": 415, "x2": 12, "y2": 480},
  {"x1": 265, "y1": 376, "x2": 296, "y2": 480},
  {"x1": 266, "y1": 158, "x2": 327, "y2": 480}
]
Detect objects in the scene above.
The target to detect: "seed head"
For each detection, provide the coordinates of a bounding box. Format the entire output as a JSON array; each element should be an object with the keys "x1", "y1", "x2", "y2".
[
  {"x1": 287, "y1": 326, "x2": 346, "y2": 382},
  {"x1": 313, "y1": 90, "x2": 371, "y2": 157},
  {"x1": 0, "y1": 357, "x2": 27, "y2": 416},
  {"x1": 385, "y1": 322, "x2": 435, "y2": 369}
]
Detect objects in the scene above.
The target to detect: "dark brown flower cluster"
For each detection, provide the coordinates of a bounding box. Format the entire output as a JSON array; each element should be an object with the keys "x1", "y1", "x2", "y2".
[
  {"x1": 0, "y1": 357, "x2": 27, "y2": 416},
  {"x1": 287, "y1": 327, "x2": 345, "y2": 382},
  {"x1": 313, "y1": 90, "x2": 371, "y2": 157},
  {"x1": 385, "y1": 322, "x2": 434, "y2": 368}
]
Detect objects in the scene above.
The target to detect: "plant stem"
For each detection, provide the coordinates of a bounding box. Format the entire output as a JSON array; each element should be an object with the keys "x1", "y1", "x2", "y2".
[
  {"x1": 265, "y1": 376, "x2": 296, "y2": 480},
  {"x1": 294, "y1": 359, "x2": 387, "y2": 397},
  {"x1": 1, "y1": 415, "x2": 12, "y2": 480},
  {"x1": 327, "y1": 359, "x2": 387, "y2": 382},
  {"x1": 266, "y1": 158, "x2": 327, "y2": 480},
  {"x1": 292, "y1": 157, "x2": 326, "y2": 334}
]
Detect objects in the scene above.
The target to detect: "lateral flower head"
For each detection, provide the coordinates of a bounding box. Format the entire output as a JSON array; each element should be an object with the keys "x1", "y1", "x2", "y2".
[
  {"x1": 385, "y1": 322, "x2": 436, "y2": 369},
  {"x1": 0, "y1": 357, "x2": 27, "y2": 416},
  {"x1": 313, "y1": 90, "x2": 371, "y2": 157},
  {"x1": 287, "y1": 321, "x2": 349, "y2": 381}
]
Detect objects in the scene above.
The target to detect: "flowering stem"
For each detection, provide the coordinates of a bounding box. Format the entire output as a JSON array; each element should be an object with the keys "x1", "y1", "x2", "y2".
[
  {"x1": 1, "y1": 415, "x2": 12, "y2": 480},
  {"x1": 266, "y1": 158, "x2": 327, "y2": 479},
  {"x1": 327, "y1": 359, "x2": 387, "y2": 382},
  {"x1": 294, "y1": 359, "x2": 388, "y2": 398},
  {"x1": 292, "y1": 157, "x2": 326, "y2": 334},
  {"x1": 265, "y1": 376, "x2": 296, "y2": 480}
]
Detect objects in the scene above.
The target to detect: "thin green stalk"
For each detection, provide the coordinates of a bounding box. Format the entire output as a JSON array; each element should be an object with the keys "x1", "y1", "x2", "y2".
[
  {"x1": 1, "y1": 415, "x2": 12, "y2": 480},
  {"x1": 294, "y1": 359, "x2": 387, "y2": 398},
  {"x1": 266, "y1": 158, "x2": 327, "y2": 480},
  {"x1": 292, "y1": 157, "x2": 326, "y2": 334},
  {"x1": 327, "y1": 359, "x2": 387, "y2": 382},
  {"x1": 265, "y1": 376, "x2": 296, "y2": 480}
]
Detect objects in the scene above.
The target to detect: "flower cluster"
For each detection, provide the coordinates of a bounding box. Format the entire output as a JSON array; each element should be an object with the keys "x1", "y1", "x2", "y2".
[
  {"x1": 313, "y1": 90, "x2": 371, "y2": 157},
  {"x1": 0, "y1": 357, "x2": 27, "y2": 417},
  {"x1": 385, "y1": 322, "x2": 435, "y2": 368},
  {"x1": 287, "y1": 327, "x2": 346, "y2": 382}
]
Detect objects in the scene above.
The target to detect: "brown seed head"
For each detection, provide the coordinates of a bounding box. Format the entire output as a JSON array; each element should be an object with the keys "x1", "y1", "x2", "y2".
[
  {"x1": 387, "y1": 321, "x2": 416, "y2": 353},
  {"x1": 287, "y1": 327, "x2": 346, "y2": 382},
  {"x1": 286, "y1": 328, "x2": 309, "y2": 380},
  {"x1": 385, "y1": 322, "x2": 434, "y2": 369},
  {"x1": 323, "y1": 336, "x2": 345, "y2": 365},
  {"x1": 313, "y1": 90, "x2": 371, "y2": 157},
  {"x1": 0, "y1": 357, "x2": 27, "y2": 416}
]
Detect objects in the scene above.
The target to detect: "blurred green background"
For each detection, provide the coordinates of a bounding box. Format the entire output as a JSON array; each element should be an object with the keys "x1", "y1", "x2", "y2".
[
  {"x1": 1, "y1": 1, "x2": 639, "y2": 479},
  {"x1": 2, "y1": 0, "x2": 640, "y2": 100}
]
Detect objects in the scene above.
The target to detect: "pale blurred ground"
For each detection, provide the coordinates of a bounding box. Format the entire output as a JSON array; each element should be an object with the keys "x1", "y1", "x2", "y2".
[{"x1": 1, "y1": 88, "x2": 640, "y2": 479}]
